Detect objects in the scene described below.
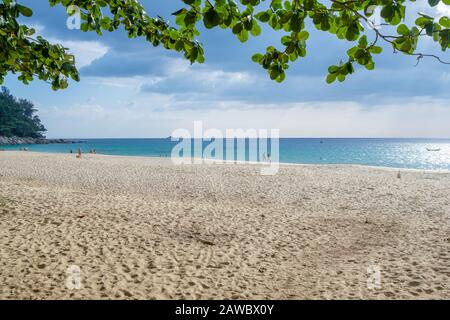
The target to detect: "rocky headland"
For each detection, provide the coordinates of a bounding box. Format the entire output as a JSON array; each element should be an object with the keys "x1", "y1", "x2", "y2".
[{"x1": 0, "y1": 136, "x2": 82, "y2": 145}]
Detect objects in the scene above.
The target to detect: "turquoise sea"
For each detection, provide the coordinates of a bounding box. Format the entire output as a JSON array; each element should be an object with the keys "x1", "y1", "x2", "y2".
[{"x1": 2, "y1": 138, "x2": 450, "y2": 170}]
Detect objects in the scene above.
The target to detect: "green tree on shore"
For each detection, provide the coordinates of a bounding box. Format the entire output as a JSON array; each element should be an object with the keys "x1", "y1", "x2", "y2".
[
  {"x1": 0, "y1": 87, "x2": 46, "y2": 138},
  {"x1": 1, "y1": 0, "x2": 450, "y2": 89}
]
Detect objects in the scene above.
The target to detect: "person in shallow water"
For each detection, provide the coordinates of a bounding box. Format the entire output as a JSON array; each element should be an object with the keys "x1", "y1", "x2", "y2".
[{"x1": 76, "y1": 148, "x2": 82, "y2": 159}]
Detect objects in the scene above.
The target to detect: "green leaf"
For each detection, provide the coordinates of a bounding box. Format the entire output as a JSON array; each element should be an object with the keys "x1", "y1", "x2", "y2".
[
  {"x1": 428, "y1": 0, "x2": 440, "y2": 7},
  {"x1": 298, "y1": 31, "x2": 309, "y2": 41},
  {"x1": 397, "y1": 24, "x2": 410, "y2": 35},
  {"x1": 328, "y1": 65, "x2": 339, "y2": 74},
  {"x1": 252, "y1": 53, "x2": 263, "y2": 62},
  {"x1": 326, "y1": 73, "x2": 337, "y2": 84},
  {"x1": 369, "y1": 46, "x2": 383, "y2": 54},
  {"x1": 440, "y1": 16, "x2": 450, "y2": 28},
  {"x1": 203, "y1": 9, "x2": 221, "y2": 29},
  {"x1": 17, "y1": 5, "x2": 33, "y2": 17}
]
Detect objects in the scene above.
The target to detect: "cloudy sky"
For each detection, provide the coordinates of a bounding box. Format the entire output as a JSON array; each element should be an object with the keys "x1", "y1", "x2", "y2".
[{"x1": 5, "y1": 1, "x2": 450, "y2": 138}]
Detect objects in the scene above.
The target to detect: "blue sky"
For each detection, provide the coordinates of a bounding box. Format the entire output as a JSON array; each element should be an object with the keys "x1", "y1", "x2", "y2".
[{"x1": 4, "y1": 1, "x2": 450, "y2": 138}]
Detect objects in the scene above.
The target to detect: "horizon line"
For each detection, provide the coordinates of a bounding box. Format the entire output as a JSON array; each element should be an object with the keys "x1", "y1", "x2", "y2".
[{"x1": 45, "y1": 136, "x2": 450, "y2": 140}]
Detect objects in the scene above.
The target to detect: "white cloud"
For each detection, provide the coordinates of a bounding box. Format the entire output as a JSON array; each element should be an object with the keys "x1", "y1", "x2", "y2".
[
  {"x1": 86, "y1": 76, "x2": 155, "y2": 89},
  {"x1": 85, "y1": 57, "x2": 253, "y2": 90},
  {"x1": 29, "y1": 24, "x2": 109, "y2": 69},
  {"x1": 436, "y1": 2, "x2": 450, "y2": 16},
  {"x1": 54, "y1": 40, "x2": 109, "y2": 69},
  {"x1": 167, "y1": 59, "x2": 253, "y2": 86},
  {"x1": 408, "y1": 1, "x2": 450, "y2": 17},
  {"x1": 83, "y1": 57, "x2": 254, "y2": 101},
  {"x1": 40, "y1": 96, "x2": 450, "y2": 138},
  {"x1": 141, "y1": 58, "x2": 255, "y2": 92}
]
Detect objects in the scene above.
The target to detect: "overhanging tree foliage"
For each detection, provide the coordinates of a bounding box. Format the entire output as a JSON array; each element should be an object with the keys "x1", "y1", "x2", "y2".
[
  {"x1": 1, "y1": 0, "x2": 450, "y2": 89},
  {"x1": 0, "y1": 87, "x2": 46, "y2": 138}
]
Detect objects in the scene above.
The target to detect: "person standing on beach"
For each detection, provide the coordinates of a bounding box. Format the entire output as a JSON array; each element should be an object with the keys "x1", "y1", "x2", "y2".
[
  {"x1": 262, "y1": 152, "x2": 267, "y2": 162},
  {"x1": 76, "y1": 148, "x2": 82, "y2": 159}
]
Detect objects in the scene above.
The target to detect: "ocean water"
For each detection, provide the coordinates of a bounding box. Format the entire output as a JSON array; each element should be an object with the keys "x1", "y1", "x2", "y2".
[{"x1": 2, "y1": 138, "x2": 450, "y2": 170}]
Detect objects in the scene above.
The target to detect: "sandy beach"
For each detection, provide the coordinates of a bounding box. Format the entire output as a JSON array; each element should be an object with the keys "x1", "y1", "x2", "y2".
[{"x1": 0, "y1": 151, "x2": 449, "y2": 299}]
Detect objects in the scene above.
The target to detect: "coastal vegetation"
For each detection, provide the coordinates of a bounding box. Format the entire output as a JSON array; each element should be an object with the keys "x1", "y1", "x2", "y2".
[
  {"x1": 0, "y1": 86, "x2": 46, "y2": 138},
  {"x1": 0, "y1": 0, "x2": 449, "y2": 89}
]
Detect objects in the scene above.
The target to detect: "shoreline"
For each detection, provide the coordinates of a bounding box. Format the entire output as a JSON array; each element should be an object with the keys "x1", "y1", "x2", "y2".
[{"x1": 2, "y1": 149, "x2": 450, "y2": 174}]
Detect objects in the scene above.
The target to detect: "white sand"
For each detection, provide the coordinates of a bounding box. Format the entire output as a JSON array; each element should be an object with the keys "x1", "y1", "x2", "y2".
[{"x1": 0, "y1": 151, "x2": 449, "y2": 299}]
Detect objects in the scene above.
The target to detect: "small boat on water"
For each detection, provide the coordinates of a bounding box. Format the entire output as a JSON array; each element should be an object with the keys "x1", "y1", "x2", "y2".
[{"x1": 426, "y1": 148, "x2": 441, "y2": 152}]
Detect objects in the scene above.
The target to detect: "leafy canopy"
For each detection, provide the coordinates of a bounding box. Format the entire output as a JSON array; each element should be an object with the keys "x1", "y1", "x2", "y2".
[
  {"x1": 1, "y1": 0, "x2": 450, "y2": 89},
  {"x1": 0, "y1": 86, "x2": 46, "y2": 138}
]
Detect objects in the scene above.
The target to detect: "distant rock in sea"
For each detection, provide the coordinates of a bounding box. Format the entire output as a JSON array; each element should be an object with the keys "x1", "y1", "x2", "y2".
[{"x1": 0, "y1": 136, "x2": 83, "y2": 145}]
